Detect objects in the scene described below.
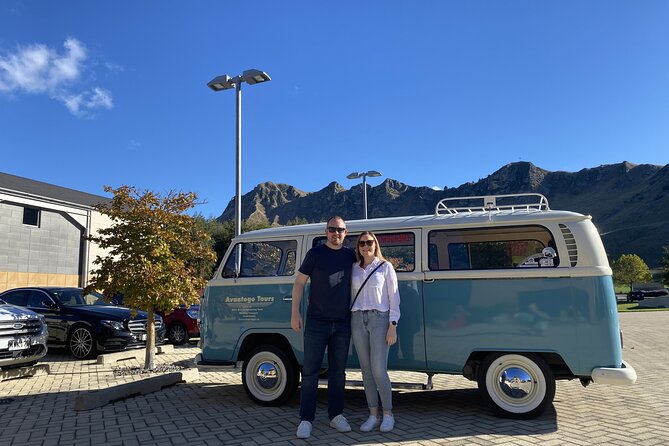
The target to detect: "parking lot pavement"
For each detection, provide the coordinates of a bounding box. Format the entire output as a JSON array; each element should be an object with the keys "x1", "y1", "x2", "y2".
[{"x1": 1, "y1": 312, "x2": 668, "y2": 446}]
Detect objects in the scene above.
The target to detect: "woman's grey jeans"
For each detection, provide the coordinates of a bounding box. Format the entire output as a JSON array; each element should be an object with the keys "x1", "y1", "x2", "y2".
[{"x1": 351, "y1": 310, "x2": 393, "y2": 411}]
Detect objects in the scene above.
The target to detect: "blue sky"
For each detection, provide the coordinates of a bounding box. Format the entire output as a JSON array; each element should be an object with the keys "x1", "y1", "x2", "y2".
[{"x1": 1, "y1": 1, "x2": 668, "y2": 217}]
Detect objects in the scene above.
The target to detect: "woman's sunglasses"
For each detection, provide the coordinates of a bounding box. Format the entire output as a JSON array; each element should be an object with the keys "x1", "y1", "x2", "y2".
[{"x1": 358, "y1": 240, "x2": 375, "y2": 247}]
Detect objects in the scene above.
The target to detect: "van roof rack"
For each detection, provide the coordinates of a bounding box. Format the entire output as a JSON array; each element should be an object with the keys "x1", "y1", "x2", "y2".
[{"x1": 435, "y1": 193, "x2": 550, "y2": 216}]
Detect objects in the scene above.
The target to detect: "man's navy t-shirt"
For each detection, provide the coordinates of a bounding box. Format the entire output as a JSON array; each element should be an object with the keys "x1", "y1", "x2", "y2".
[{"x1": 299, "y1": 244, "x2": 357, "y2": 321}]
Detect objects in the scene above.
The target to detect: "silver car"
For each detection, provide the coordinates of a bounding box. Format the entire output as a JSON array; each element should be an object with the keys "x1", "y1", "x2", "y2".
[{"x1": 0, "y1": 298, "x2": 48, "y2": 369}]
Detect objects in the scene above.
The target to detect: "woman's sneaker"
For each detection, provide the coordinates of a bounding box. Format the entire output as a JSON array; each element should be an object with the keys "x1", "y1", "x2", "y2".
[
  {"x1": 380, "y1": 414, "x2": 395, "y2": 432},
  {"x1": 329, "y1": 414, "x2": 352, "y2": 432},
  {"x1": 360, "y1": 415, "x2": 380, "y2": 432},
  {"x1": 296, "y1": 420, "x2": 312, "y2": 439}
]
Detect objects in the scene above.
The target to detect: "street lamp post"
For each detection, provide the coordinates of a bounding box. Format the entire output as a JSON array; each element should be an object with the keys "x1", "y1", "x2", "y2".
[
  {"x1": 346, "y1": 170, "x2": 382, "y2": 219},
  {"x1": 207, "y1": 69, "x2": 271, "y2": 237}
]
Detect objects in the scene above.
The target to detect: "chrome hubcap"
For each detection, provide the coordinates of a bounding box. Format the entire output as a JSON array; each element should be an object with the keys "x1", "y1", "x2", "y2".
[
  {"x1": 497, "y1": 366, "x2": 535, "y2": 399},
  {"x1": 255, "y1": 361, "x2": 279, "y2": 390}
]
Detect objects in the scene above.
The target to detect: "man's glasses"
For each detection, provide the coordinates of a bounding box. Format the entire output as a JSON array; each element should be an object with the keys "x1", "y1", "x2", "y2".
[
  {"x1": 358, "y1": 240, "x2": 374, "y2": 247},
  {"x1": 327, "y1": 227, "x2": 346, "y2": 234}
]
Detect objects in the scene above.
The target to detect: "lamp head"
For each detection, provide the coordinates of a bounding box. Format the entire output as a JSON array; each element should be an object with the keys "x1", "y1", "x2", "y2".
[
  {"x1": 207, "y1": 75, "x2": 235, "y2": 91},
  {"x1": 242, "y1": 69, "x2": 271, "y2": 85}
]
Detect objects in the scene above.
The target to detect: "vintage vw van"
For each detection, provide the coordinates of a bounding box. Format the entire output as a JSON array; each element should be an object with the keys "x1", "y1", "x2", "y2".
[{"x1": 199, "y1": 194, "x2": 636, "y2": 419}]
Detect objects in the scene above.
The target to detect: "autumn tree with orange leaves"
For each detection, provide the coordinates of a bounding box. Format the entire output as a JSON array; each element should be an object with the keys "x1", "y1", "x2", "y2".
[{"x1": 85, "y1": 186, "x2": 215, "y2": 370}]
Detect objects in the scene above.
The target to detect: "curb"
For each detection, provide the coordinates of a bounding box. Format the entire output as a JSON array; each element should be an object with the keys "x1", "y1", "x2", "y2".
[
  {"x1": 73, "y1": 367, "x2": 199, "y2": 411},
  {"x1": 0, "y1": 364, "x2": 50, "y2": 382},
  {"x1": 96, "y1": 344, "x2": 175, "y2": 365}
]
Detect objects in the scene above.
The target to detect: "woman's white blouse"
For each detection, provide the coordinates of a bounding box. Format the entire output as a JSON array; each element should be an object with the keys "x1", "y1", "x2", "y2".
[{"x1": 351, "y1": 257, "x2": 401, "y2": 323}]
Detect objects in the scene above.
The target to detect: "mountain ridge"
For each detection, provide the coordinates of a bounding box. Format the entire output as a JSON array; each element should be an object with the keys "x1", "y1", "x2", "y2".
[{"x1": 218, "y1": 161, "x2": 669, "y2": 266}]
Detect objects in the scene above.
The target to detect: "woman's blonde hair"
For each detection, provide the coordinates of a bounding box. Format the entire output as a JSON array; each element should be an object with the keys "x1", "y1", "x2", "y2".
[{"x1": 355, "y1": 231, "x2": 385, "y2": 267}]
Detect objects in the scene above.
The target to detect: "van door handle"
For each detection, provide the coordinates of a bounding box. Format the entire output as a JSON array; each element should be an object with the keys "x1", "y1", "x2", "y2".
[
  {"x1": 423, "y1": 278, "x2": 435, "y2": 283},
  {"x1": 282, "y1": 296, "x2": 293, "y2": 301}
]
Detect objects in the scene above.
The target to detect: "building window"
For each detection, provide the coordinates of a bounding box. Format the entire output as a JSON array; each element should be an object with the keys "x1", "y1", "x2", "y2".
[{"x1": 23, "y1": 207, "x2": 41, "y2": 227}]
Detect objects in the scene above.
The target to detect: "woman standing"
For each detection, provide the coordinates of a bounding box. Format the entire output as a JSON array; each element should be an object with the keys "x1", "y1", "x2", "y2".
[{"x1": 350, "y1": 231, "x2": 401, "y2": 432}]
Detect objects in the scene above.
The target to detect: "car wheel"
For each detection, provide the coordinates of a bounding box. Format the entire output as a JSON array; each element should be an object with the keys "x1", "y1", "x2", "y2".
[
  {"x1": 477, "y1": 353, "x2": 555, "y2": 419},
  {"x1": 168, "y1": 323, "x2": 189, "y2": 345},
  {"x1": 242, "y1": 345, "x2": 298, "y2": 406},
  {"x1": 68, "y1": 326, "x2": 97, "y2": 359}
]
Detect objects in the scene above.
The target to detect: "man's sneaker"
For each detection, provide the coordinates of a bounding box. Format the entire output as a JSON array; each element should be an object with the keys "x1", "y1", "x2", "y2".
[
  {"x1": 329, "y1": 414, "x2": 352, "y2": 432},
  {"x1": 380, "y1": 414, "x2": 395, "y2": 432},
  {"x1": 360, "y1": 415, "x2": 380, "y2": 432},
  {"x1": 296, "y1": 420, "x2": 312, "y2": 439}
]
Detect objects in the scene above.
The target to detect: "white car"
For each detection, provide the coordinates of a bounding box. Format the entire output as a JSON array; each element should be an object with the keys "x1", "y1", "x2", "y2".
[{"x1": 0, "y1": 298, "x2": 48, "y2": 369}]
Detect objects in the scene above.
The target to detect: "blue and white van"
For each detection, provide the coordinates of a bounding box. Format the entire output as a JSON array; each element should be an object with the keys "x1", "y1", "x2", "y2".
[{"x1": 199, "y1": 194, "x2": 636, "y2": 419}]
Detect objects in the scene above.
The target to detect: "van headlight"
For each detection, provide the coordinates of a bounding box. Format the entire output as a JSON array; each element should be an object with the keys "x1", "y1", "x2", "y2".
[
  {"x1": 101, "y1": 320, "x2": 125, "y2": 331},
  {"x1": 186, "y1": 309, "x2": 199, "y2": 319}
]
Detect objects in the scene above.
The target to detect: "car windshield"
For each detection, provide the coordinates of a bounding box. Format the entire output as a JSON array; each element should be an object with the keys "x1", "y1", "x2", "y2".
[{"x1": 51, "y1": 289, "x2": 107, "y2": 307}]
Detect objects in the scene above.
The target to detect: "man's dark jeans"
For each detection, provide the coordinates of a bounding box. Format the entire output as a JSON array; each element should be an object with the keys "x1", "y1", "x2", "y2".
[{"x1": 299, "y1": 318, "x2": 351, "y2": 422}]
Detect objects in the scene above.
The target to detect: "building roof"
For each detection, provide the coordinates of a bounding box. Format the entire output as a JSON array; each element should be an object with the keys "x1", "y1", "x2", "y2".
[{"x1": 0, "y1": 172, "x2": 111, "y2": 208}]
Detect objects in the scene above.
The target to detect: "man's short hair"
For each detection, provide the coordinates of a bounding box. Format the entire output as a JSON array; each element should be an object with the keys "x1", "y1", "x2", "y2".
[{"x1": 326, "y1": 215, "x2": 346, "y2": 226}]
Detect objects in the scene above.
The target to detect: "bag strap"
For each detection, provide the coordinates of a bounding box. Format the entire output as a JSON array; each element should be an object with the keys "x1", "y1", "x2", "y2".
[{"x1": 350, "y1": 261, "x2": 386, "y2": 310}]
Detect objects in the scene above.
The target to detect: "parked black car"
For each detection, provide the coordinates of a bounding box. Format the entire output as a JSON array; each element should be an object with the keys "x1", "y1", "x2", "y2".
[
  {"x1": 627, "y1": 289, "x2": 669, "y2": 303},
  {"x1": 0, "y1": 287, "x2": 165, "y2": 359}
]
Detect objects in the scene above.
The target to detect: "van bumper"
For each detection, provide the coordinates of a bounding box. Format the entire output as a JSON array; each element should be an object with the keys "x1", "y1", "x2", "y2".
[{"x1": 591, "y1": 360, "x2": 637, "y2": 385}]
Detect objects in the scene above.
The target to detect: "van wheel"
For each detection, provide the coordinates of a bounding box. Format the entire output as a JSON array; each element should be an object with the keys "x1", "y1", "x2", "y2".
[
  {"x1": 242, "y1": 345, "x2": 298, "y2": 406},
  {"x1": 477, "y1": 353, "x2": 555, "y2": 419}
]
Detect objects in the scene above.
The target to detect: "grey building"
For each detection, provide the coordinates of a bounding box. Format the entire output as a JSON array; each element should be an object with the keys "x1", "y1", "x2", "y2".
[{"x1": 0, "y1": 172, "x2": 111, "y2": 292}]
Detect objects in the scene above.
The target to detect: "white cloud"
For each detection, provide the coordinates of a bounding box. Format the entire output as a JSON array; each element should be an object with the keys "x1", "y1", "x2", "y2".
[
  {"x1": 0, "y1": 37, "x2": 114, "y2": 117},
  {"x1": 430, "y1": 186, "x2": 443, "y2": 191},
  {"x1": 105, "y1": 62, "x2": 124, "y2": 73},
  {"x1": 59, "y1": 87, "x2": 113, "y2": 118},
  {"x1": 127, "y1": 139, "x2": 141, "y2": 151}
]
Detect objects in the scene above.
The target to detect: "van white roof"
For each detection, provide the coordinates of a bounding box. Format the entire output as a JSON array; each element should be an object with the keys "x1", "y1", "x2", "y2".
[{"x1": 235, "y1": 209, "x2": 590, "y2": 241}]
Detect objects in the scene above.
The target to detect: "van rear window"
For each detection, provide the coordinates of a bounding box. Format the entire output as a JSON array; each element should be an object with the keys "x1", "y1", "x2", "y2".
[{"x1": 428, "y1": 225, "x2": 558, "y2": 270}]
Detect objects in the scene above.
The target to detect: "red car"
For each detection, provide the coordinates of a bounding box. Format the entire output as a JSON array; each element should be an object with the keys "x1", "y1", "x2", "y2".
[{"x1": 161, "y1": 305, "x2": 200, "y2": 345}]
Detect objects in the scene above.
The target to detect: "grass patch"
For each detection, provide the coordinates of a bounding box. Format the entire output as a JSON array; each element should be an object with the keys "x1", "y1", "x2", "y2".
[
  {"x1": 614, "y1": 285, "x2": 631, "y2": 294},
  {"x1": 618, "y1": 302, "x2": 669, "y2": 312}
]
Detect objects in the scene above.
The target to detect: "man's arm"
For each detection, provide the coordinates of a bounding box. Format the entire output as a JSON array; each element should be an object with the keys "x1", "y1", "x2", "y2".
[{"x1": 291, "y1": 272, "x2": 309, "y2": 332}]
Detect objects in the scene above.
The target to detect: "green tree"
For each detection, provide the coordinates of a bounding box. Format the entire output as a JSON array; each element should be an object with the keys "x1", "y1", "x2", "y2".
[
  {"x1": 197, "y1": 217, "x2": 271, "y2": 272},
  {"x1": 85, "y1": 186, "x2": 216, "y2": 370},
  {"x1": 662, "y1": 246, "x2": 669, "y2": 286},
  {"x1": 286, "y1": 217, "x2": 309, "y2": 226},
  {"x1": 611, "y1": 254, "x2": 653, "y2": 291},
  {"x1": 194, "y1": 217, "x2": 235, "y2": 273}
]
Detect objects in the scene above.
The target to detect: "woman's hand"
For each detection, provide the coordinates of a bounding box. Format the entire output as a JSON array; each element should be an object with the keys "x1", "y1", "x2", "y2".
[{"x1": 386, "y1": 324, "x2": 397, "y2": 346}]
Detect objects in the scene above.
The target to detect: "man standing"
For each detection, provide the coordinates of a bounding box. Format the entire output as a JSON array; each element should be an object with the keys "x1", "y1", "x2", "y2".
[{"x1": 291, "y1": 216, "x2": 357, "y2": 439}]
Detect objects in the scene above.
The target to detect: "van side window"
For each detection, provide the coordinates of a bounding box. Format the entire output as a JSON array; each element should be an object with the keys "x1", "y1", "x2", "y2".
[
  {"x1": 428, "y1": 225, "x2": 558, "y2": 270},
  {"x1": 313, "y1": 232, "x2": 415, "y2": 272},
  {"x1": 221, "y1": 240, "x2": 298, "y2": 278}
]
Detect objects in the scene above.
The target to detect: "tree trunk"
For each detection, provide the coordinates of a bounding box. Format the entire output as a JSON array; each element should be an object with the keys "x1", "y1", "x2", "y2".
[{"x1": 145, "y1": 305, "x2": 156, "y2": 370}]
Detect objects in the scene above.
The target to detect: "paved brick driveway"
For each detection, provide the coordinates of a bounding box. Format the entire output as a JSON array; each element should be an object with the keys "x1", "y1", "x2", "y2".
[{"x1": 1, "y1": 312, "x2": 667, "y2": 445}]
